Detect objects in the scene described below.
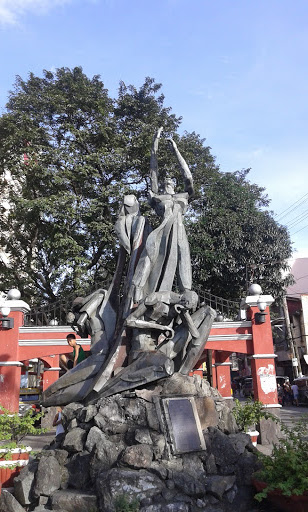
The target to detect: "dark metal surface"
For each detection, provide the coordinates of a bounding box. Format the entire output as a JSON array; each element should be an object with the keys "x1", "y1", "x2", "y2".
[{"x1": 163, "y1": 397, "x2": 206, "y2": 454}]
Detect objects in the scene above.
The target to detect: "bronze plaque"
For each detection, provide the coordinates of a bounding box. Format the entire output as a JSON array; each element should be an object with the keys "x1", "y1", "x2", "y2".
[{"x1": 162, "y1": 397, "x2": 206, "y2": 454}]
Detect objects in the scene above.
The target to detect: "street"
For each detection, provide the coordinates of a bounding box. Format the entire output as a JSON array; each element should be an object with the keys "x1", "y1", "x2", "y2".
[{"x1": 279, "y1": 403, "x2": 308, "y2": 430}]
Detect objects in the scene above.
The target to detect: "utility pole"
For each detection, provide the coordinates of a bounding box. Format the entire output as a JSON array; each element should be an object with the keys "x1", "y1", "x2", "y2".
[{"x1": 282, "y1": 296, "x2": 302, "y2": 379}]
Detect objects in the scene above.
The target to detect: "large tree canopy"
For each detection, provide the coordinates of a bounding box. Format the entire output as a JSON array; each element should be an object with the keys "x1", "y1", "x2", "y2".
[{"x1": 0, "y1": 67, "x2": 292, "y2": 306}]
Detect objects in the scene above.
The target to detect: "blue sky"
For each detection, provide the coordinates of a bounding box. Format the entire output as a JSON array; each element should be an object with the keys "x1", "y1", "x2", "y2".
[{"x1": 1, "y1": 0, "x2": 308, "y2": 255}]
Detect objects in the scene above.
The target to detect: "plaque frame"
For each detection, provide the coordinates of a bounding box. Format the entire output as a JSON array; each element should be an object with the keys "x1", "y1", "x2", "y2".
[{"x1": 160, "y1": 396, "x2": 206, "y2": 454}]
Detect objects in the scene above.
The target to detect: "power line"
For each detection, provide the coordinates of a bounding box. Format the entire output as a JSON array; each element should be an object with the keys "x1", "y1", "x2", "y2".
[
  {"x1": 292, "y1": 274, "x2": 308, "y2": 281},
  {"x1": 285, "y1": 208, "x2": 308, "y2": 229},
  {"x1": 290, "y1": 223, "x2": 308, "y2": 236},
  {"x1": 275, "y1": 192, "x2": 308, "y2": 221},
  {"x1": 286, "y1": 292, "x2": 308, "y2": 295}
]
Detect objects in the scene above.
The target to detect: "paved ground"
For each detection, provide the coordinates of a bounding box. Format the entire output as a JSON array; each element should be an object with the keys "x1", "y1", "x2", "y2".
[
  {"x1": 15, "y1": 403, "x2": 308, "y2": 512},
  {"x1": 23, "y1": 430, "x2": 55, "y2": 452},
  {"x1": 256, "y1": 403, "x2": 308, "y2": 456},
  {"x1": 24, "y1": 402, "x2": 308, "y2": 453},
  {"x1": 279, "y1": 403, "x2": 308, "y2": 427}
]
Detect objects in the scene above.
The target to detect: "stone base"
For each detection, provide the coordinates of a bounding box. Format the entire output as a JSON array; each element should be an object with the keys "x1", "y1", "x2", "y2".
[
  {"x1": 7, "y1": 374, "x2": 262, "y2": 512},
  {"x1": 258, "y1": 407, "x2": 281, "y2": 445}
]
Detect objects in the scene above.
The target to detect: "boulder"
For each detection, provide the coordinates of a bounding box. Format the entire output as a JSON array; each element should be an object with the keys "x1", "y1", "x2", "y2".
[
  {"x1": 171, "y1": 454, "x2": 207, "y2": 498},
  {"x1": 62, "y1": 402, "x2": 83, "y2": 423},
  {"x1": 14, "y1": 459, "x2": 38, "y2": 506},
  {"x1": 0, "y1": 489, "x2": 26, "y2": 512},
  {"x1": 228, "y1": 432, "x2": 252, "y2": 455},
  {"x1": 206, "y1": 475, "x2": 236, "y2": 500},
  {"x1": 97, "y1": 467, "x2": 165, "y2": 511},
  {"x1": 135, "y1": 427, "x2": 153, "y2": 445},
  {"x1": 172, "y1": 470, "x2": 207, "y2": 497},
  {"x1": 203, "y1": 453, "x2": 217, "y2": 475},
  {"x1": 145, "y1": 402, "x2": 160, "y2": 431},
  {"x1": 67, "y1": 418, "x2": 78, "y2": 430},
  {"x1": 51, "y1": 489, "x2": 98, "y2": 512},
  {"x1": 121, "y1": 444, "x2": 153, "y2": 468},
  {"x1": 234, "y1": 450, "x2": 260, "y2": 486},
  {"x1": 63, "y1": 427, "x2": 87, "y2": 453},
  {"x1": 37, "y1": 448, "x2": 68, "y2": 466},
  {"x1": 195, "y1": 396, "x2": 218, "y2": 429},
  {"x1": 150, "y1": 431, "x2": 166, "y2": 459},
  {"x1": 160, "y1": 374, "x2": 198, "y2": 396},
  {"x1": 66, "y1": 451, "x2": 92, "y2": 489},
  {"x1": 122, "y1": 397, "x2": 148, "y2": 426},
  {"x1": 86, "y1": 426, "x2": 124, "y2": 469},
  {"x1": 34, "y1": 454, "x2": 62, "y2": 497},
  {"x1": 77, "y1": 404, "x2": 97, "y2": 423},
  {"x1": 207, "y1": 428, "x2": 239, "y2": 466},
  {"x1": 216, "y1": 401, "x2": 238, "y2": 434},
  {"x1": 98, "y1": 398, "x2": 125, "y2": 423}
]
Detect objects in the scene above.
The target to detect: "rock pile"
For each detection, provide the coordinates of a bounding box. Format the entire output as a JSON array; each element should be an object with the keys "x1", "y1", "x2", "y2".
[{"x1": 0, "y1": 374, "x2": 261, "y2": 512}]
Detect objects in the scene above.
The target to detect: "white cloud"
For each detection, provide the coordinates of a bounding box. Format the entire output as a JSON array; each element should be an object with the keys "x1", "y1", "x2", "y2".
[{"x1": 0, "y1": 0, "x2": 71, "y2": 26}]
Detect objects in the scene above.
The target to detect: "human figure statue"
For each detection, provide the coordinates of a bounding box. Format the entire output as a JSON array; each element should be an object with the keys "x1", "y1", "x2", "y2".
[
  {"x1": 87, "y1": 291, "x2": 215, "y2": 400},
  {"x1": 131, "y1": 128, "x2": 194, "y2": 304},
  {"x1": 41, "y1": 195, "x2": 148, "y2": 407},
  {"x1": 85, "y1": 131, "x2": 215, "y2": 401},
  {"x1": 41, "y1": 128, "x2": 216, "y2": 407}
]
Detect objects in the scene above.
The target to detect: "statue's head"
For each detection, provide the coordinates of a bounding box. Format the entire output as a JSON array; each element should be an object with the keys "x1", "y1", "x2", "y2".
[
  {"x1": 180, "y1": 290, "x2": 199, "y2": 311},
  {"x1": 163, "y1": 177, "x2": 176, "y2": 195},
  {"x1": 123, "y1": 194, "x2": 139, "y2": 214}
]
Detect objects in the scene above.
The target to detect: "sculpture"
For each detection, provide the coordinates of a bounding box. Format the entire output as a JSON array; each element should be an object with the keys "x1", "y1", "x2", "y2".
[
  {"x1": 129, "y1": 129, "x2": 193, "y2": 305},
  {"x1": 41, "y1": 129, "x2": 215, "y2": 407}
]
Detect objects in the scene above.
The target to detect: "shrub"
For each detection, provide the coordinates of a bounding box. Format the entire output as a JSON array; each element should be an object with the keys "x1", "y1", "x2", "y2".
[
  {"x1": 0, "y1": 405, "x2": 45, "y2": 453},
  {"x1": 254, "y1": 417, "x2": 308, "y2": 501},
  {"x1": 114, "y1": 494, "x2": 140, "y2": 512},
  {"x1": 232, "y1": 398, "x2": 272, "y2": 432}
]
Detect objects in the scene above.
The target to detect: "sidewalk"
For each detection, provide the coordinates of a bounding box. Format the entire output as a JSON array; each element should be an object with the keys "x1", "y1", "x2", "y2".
[
  {"x1": 255, "y1": 443, "x2": 273, "y2": 456},
  {"x1": 23, "y1": 430, "x2": 55, "y2": 451}
]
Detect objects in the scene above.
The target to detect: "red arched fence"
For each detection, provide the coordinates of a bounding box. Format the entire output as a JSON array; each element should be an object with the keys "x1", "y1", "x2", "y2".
[{"x1": 0, "y1": 294, "x2": 278, "y2": 414}]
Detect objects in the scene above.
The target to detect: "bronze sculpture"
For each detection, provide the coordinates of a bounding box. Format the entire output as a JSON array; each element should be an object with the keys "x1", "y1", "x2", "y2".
[{"x1": 41, "y1": 129, "x2": 215, "y2": 407}]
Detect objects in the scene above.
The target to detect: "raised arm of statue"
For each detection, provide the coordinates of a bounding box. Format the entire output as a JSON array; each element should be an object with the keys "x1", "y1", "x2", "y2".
[
  {"x1": 167, "y1": 138, "x2": 194, "y2": 198},
  {"x1": 150, "y1": 127, "x2": 163, "y2": 194}
]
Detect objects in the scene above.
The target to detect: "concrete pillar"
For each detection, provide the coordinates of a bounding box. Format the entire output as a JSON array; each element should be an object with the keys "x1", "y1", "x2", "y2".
[
  {"x1": 0, "y1": 300, "x2": 30, "y2": 412},
  {"x1": 215, "y1": 351, "x2": 232, "y2": 399},
  {"x1": 41, "y1": 355, "x2": 60, "y2": 392},
  {"x1": 241, "y1": 288, "x2": 281, "y2": 444},
  {"x1": 211, "y1": 350, "x2": 217, "y2": 388},
  {"x1": 243, "y1": 302, "x2": 279, "y2": 406}
]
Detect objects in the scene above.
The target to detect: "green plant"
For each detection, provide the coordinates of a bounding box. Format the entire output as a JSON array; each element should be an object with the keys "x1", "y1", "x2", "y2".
[
  {"x1": 254, "y1": 416, "x2": 308, "y2": 501},
  {"x1": 0, "y1": 405, "x2": 45, "y2": 453},
  {"x1": 114, "y1": 494, "x2": 140, "y2": 512},
  {"x1": 232, "y1": 398, "x2": 272, "y2": 432}
]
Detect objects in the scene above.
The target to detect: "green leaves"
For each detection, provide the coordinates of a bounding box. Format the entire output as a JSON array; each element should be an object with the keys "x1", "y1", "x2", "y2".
[
  {"x1": 232, "y1": 398, "x2": 271, "y2": 432},
  {"x1": 255, "y1": 415, "x2": 308, "y2": 500},
  {"x1": 0, "y1": 67, "x2": 292, "y2": 305},
  {"x1": 188, "y1": 170, "x2": 293, "y2": 302},
  {"x1": 0, "y1": 405, "x2": 45, "y2": 448}
]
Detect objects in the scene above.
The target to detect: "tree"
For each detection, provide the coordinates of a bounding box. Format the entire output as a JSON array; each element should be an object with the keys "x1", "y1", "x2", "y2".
[
  {"x1": 0, "y1": 69, "x2": 185, "y2": 303},
  {"x1": 187, "y1": 169, "x2": 293, "y2": 302},
  {"x1": 0, "y1": 67, "x2": 292, "y2": 306}
]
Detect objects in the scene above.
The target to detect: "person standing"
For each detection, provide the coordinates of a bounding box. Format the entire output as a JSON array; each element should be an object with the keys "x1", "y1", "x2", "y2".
[
  {"x1": 283, "y1": 380, "x2": 292, "y2": 406},
  {"x1": 291, "y1": 382, "x2": 299, "y2": 406},
  {"x1": 52, "y1": 406, "x2": 65, "y2": 448}
]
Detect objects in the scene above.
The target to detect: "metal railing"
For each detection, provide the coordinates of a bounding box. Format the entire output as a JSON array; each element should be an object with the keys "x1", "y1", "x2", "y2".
[
  {"x1": 24, "y1": 297, "x2": 74, "y2": 327},
  {"x1": 194, "y1": 287, "x2": 241, "y2": 320},
  {"x1": 24, "y1": 287, "x2": 241, "y2": 326}
]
